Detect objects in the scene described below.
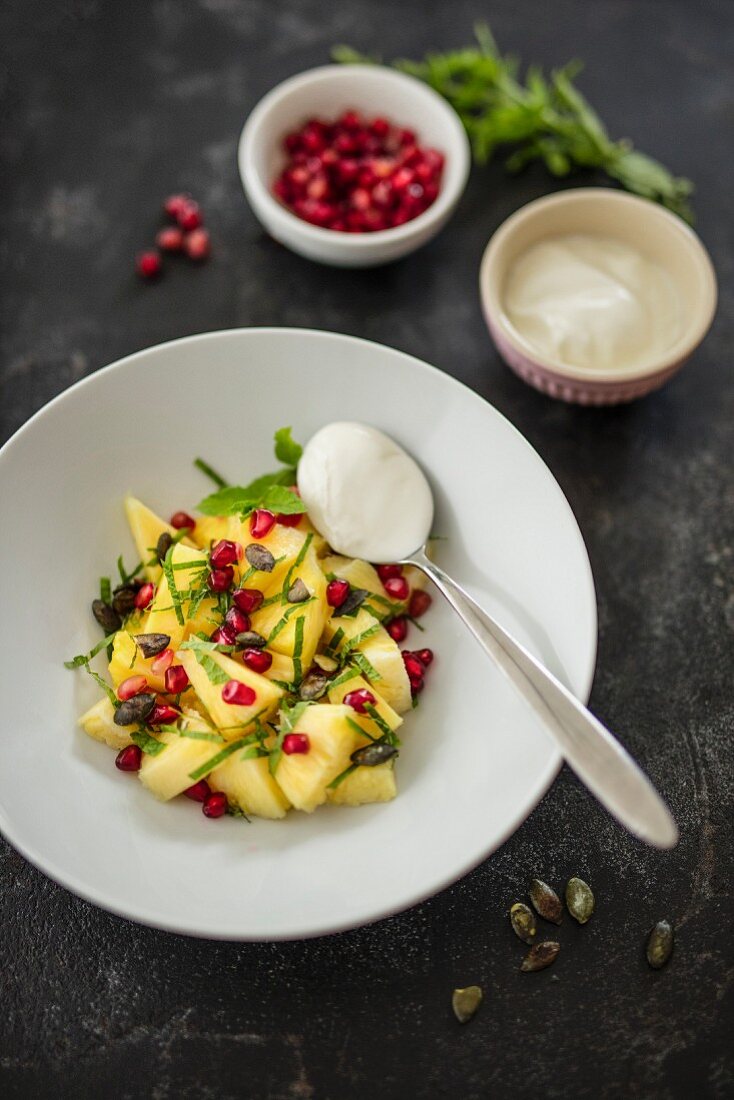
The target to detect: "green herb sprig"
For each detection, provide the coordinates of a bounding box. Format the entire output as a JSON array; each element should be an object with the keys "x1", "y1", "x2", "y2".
[{"x1": 196, "y1": 427, "x2": 307, "y2": 519}]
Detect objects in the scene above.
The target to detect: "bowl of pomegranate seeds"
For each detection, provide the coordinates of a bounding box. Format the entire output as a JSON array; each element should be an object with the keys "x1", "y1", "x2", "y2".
[{"x1": 238, "y1": 65, "x2": 470, "y2": 266}]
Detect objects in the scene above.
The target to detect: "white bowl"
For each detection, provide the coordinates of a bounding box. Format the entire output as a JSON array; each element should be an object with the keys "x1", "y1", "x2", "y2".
[
  {"x1": 238, "y1": 65, "x2": 471, "y2": 267},
  {"x1": 0, "y1": 329, "x2": 596, "y2": 939}
]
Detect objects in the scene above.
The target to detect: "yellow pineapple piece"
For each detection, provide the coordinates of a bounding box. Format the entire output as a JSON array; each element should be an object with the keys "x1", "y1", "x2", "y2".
[
  {"x1": 177, "y1": 647, "x2": 282, "y2": 738},
  {"x1": 78, "y1": 696, "x2": 135, "y2": 750},
  {"x1": 124, "y1": 495, "x2": 194, "y2": 582},
  {"x1": 327, "y1": 762, "x2": 397, "y2": 806},
  {"x1": 263, "y1": 650, "x2": 296, "y2": 688},
  {"x1": 274, "y1": 703, "x2": 360, "y2": 813},
  {"x1": 139, "y1": 709, "x2": 224, "y2": 801},
  {"x1": 229, "y1": 520, "x2": 309, "y2": 594},
  {"x1": 321, "y1": 555, "x2": 383, "y2": 597},
  {"x1": 108, "y1": 629, "x2": 167, "y2": 692},
  {"x1": 322, "y1": 609, "x2": 412, "y2": 713},
  {"x1": 144, "y1": 543, "x2": 217, "y2": 651},
  {"x1": 249, "y1": 549, "x2": 328, "y2": 675},
  {"x1": 327, "y1": 673, "x2": 403, "y2": 741},
  {"x1": 212, "y1": 737, "x2": 290, "y2": 820},
  {"x1": 191, "y1": 515, "x2": 234, "y2": 551}
]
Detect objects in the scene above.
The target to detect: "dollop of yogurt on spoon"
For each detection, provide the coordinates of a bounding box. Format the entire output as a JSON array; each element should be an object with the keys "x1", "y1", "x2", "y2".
[{"x1": 297, "y1": 422, "x2": 434, "y2": 562}]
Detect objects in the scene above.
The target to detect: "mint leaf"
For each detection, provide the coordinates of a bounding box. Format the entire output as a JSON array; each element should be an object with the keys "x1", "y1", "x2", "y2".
[
  {"x1": 274, "y1": 427, "x2": 303, "y2": 466},
  {"x1": 196, "y1": 470, "x2": 297, "y2": 517},
  {"x1": 261, "y1": 485, "x2": 306, "y2": 515},
  {"x1": 131, "y1": 729, "x2": 167, "y2": 756}
]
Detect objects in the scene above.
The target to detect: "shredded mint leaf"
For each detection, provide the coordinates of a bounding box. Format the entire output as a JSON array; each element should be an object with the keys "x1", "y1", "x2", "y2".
[
  {"x1": 189, "y1": 734, "x2": 257, "y2": 781},
  {"x1": 274, "y1": 427, "x2": 303, "y2": 466},
  {"x1": 194, "y1": 457, "x2": 229, "y2": 489},
  {"x1": 350, "y1": 650, "x2": 382, "y2": 682},
  {"x1": 179, "y1": 727, "x2": 225, "y2": 744},
  {"x1": 327, "y1": 763, "x2": 358, "y2": 790},
  {"x1": 162, "y1": 545, "x2": 185, "y2": 627},
  {"x1": 100, "y1": 577, "x2": 111, "y2": 604},
  {"x1": 131, "y1": 729, "x2": 167, "y2": 756},
  {"x1": 64, "y1": 632, "x2": 119, "y2": 669}
]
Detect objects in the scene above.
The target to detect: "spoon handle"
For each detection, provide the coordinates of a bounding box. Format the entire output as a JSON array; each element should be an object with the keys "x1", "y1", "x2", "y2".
[{"x1": 406, "y1": 549, "x2": 678, "y2": 849}]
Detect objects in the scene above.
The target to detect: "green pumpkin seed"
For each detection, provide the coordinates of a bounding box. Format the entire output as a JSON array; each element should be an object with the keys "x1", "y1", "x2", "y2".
[
  {"x1": 156, "y1": 531, "x2": 173, "y2": 564},
  {"x1": 529, "y1": 878, "x2": 563, "y2": 925},
  {"x1": 133, "y1": 632, "x2": 171, "y2": 658},
  {"x1": 287, "y1": 577, "x2": 310, "y2": 603},
  {"x1": 92, "y1": 599, "x2": 122, "y2": 635},
  {"x1": 114, "y1": 693, "x2": 156, "y2": 726},
  {"x1": 510, "y1": 902, "x2": 536, "y2": 944},
  {"x1": 299, "y1": 671, "x2": 329, "y2": 701},
  {"x1": 332, "y1": 588, "x2": 369, "y2": 617},
  {"x1": 566, "y1": 877, "x2": 595, "y2": 924},
  {"x1": 646, "y1": 920, "x2": 674, "y2": 969},
  {"x1": 350, "y1": 743, "x2": 398, "y2": 767},
  {"x1": 452, "y1": 985, "x2": 483, "y2": 1024},
  {"x1": 245, "y1": 544, "x2": 275, "y2": 572},
  {"x1": 520, "y1": 941, "x2": 560, "y2": 972}
]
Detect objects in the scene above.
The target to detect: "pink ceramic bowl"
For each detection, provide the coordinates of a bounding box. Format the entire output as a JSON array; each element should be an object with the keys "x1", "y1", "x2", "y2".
[{"x1": 479, "y1": 189, "x2": 717, "y2": 405}]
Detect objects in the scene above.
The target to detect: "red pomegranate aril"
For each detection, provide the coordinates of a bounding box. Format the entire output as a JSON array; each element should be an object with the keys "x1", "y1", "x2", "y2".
[
  {"x1": 242, "y1": 647, "x2": 273, "y2": 674},
  {"x1": 224, "y1": 607, "x2": 250, "y2": 635},
  {"x1": 184, "y1": 779, "x2": 210, "y2": 802},
  {"x1": 115, "y1": 744, "x2": 142, "y2": 772},
  {"x1": 409, "y1": 590, "x2": 432, "y2": 618},
  {"x1": 149, "y1": 703, "x2": 180, "y2": 725},
  {"x1": 376, "y1": 563, "x2": 403, "y2": 582},
  {"x1": 202, "y1": 791, "x2": 228, "y2": 818},
  {"x1": 386, "y1": 616, "x2": 409, "y2": 643},
  {"x1": 340, "y1": 109, "x2": 362, "y2": 130},
  {"x1": 371, "y1": 116, "x2": 390, "y2": 137},
  {"x1": 164, "y1": 665, "x2": 189, "y2": 694},
  {"x1": 250, "y1": 509, "x2": 276, "y2": 538},
  {"x1": 416, "y1": 648, "x2": 434, "y2": 668},
  {"x1": 277, "y1": 511, "x2": 302, "y2": 527},
  {"x1": 177, "y1": 200, "x2": 202, "y2": 230},
  {"x1": 208, "y1": 567, "x2": 234, "y2": 592},
  {"x1": 233, "y1": 587, "x2": 264, "y2": 613},
  {"x1": 134, "y1": 582, "x2": 155, "y2": 609},
  {"x1": 282, "y1": 733, "x2": 310, "y2": 755},
  {"x1": 117, "y1": 675, "x2": 149, "y2": 701},
  {"x1": 211, "y1": 624, "x2": 236, "y2": 646},
  {"x1": 136, "y1": 250, "x2": 162, "y2": 280},
  {"x1": 221, "y1": 679, "x2": 256, "y2": 706},
  {"x1": 402, "y1": 652, "x2": 424, "y2": 680},
  {"x1": 170, "y1": 510, "x2": 195, "y2": 531},
  {"x1": 409, "y1": 673, "x2": 424, "y2": 695},
  {"x1": 184, "y1": 227, "x2": 210, "y2": 261},
  {"x1": 151, "y1": 648, "x2": 174, "y2": 675},
  {"x1": 210, "y1": 539, "x2": 240, "y2": 568},
  {"x1": 343, "y1": 688, "x2": 376, "y2": 714},
  {"x1": 384, "y1": 575, "x2": 409, "y2": 601},
  {"x1": 156, "y1": 226, "x2": 184, "y2": 252},
  {"x1": 163, "y1": 193, "x2": 190, "y2": 219},
  {"x1": 326, "y1": 578, "x2": 350, "y2": 608}
]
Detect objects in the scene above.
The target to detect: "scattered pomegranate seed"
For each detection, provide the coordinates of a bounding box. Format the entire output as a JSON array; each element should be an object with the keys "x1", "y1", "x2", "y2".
[
  {"x1": 156, "y1": 226, "x2": 184, "y2": 252},
  {"x1": 221, "y1": 680, "x2": 256, "y2": 706},
  {"x1": 326, "y1": 579, "x2": 350, "y2": 608},
  {"x1": 233, "y1": 587, "x2": 264, "y2": 613},
  {"x1": 202, "y1": 791, "x2": 228, "y2": 818},
  {"x1": 210, "y1": 539, "x2": 240, "y2": 568},
  {"x1": 211, "y1": 624, "x2": 236, "y2": 646},
  {"x1": 409, "y1": 590, "x2": 432, "y2": 618},
  {"x1": 402, "y1": 651, "x2": 424, "y2": 681},
  {"x1": 283, "y1": 733, "x2": 310, "y2": 755},
  {"x1": 384, "y1": 575, "x2": 409, "y2": 601},
  {"x1": 184, "y1": 227, "x2": 211, "y2": 261},
  {"x1": 241, "y1": 647, "x2": 273, "y2": 674},
  {"x1": 416, "y1": 648, "x2": 434, "y2": 667},
  {"x1": 115, "y1": 744, "x2": 142, "y2": 772},
  {"x1": 409, "y1": 673, "x2": 424, "y2": 695},
  {"x1": 183, "y1": 779, "x2": 210, "y2": 802},
  {"x1": 135, "y1": 582, "x2": 155, "y2": 609},
  {"x1": 164, "y1": 665, "x2": 189, "y2": 694},
  {"x1": 136, "y1": 250, "x2": 162, "y2": 280},
  {"x1": 224, "y1": 607, "x2": 250, "y2": 635},
  {"x1": 117, "y1": 675, "x2": 149, "y2": 701},
  {"x1": 170, "y1": 510, "x2": 195, "y2": 531},
  {"x1": 277, "y1": 512, "x2": 302, "y2": 527},
  {"x1": 343, "y1": 688, "x2": 376, "y2": 714},
  {"x1": 151, "y1": 648, "x2": 174, "y2": 675},
  {"x1": 250, "y1": 509, "x2": 276, "y2": 538},
  {"x1": 177, "y1": 200, "x2": 202, "y2": 230},
  {"x1": 149, "y1": 703, "x2": 180, "y2": 725},
  {"x1": 163, "y1": 193, "x2": 191, "y2": 219},
  {"x1": 376, "y1": 563, "x2": 403, "y2": 582},
  {"x1": 208, "y1": 566, "x2": 234, "y2": 592},
  {"x1": 386, "y1": 616, "x2": 409, "y2": 643}
]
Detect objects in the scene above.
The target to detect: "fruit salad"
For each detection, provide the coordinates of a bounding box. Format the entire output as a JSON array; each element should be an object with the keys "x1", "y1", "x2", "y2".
[{"x1": 66, "y1": 428, "x2": 434, "y2": 821}]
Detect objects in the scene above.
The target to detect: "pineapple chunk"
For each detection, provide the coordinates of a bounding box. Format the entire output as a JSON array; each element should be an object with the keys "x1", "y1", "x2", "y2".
[
  {"x1": 229, "y1": 520, "x2": 309, "y2": 594},
  {"x1": 124, "y1": 495, "x2": 194, "y2": 582},
  {"x1": 327, "y1": 762, "x2": 397, "y2": 806},
  {"x1": 108, "y1": 629, "x2": 167, "y2": 692},
  {"x1": 190, "y1": 514, "x2": 234, "y2": 551},
  {"x1": 327, "y1": 673, "x2": 403, "y2": 741},
  {"x1": 177, "y1": 648, "x2": 282, "y2": 737},
  {"x1": 263, "y1": 650, "x2": 296, "y2": 688},
  {"x1": 144, "y1": 542, "x2": 217, "y2": 651},
  {"x1": 139, "y1": 710, "x2": 223, "y2": 801},
  {"x1": 249, "y1": 549, "x2": 328, "y2": 674},
  {"x1": 322, "y1": 609, "x2": 412, "y2": 714},
  {"x1": 79, "y1": 696, "x2": 135, "y2": 750},
  {"x1": 321, "y1": 555, "x2": 383, "y2": 596},
  {"x1": 212, "y1": 742, "x2": 290, "y2": 820},
  {"x1": 274, "y1": 703, "x2": 360, "y2": 813}
]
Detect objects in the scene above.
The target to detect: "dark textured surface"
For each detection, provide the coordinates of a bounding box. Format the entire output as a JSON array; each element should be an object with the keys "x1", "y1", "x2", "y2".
[{"x1": 1, "y1": 2, "x2": 733, "y2": 1097}]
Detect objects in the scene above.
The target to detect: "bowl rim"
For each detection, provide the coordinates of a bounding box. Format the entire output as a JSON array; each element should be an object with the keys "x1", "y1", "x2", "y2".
[
  {"x1": 238, "y1": 63, "x2": 471, "y2": 249},
  {"x1": 479, "y1": 188, "x2": 718, "y2": 385}
]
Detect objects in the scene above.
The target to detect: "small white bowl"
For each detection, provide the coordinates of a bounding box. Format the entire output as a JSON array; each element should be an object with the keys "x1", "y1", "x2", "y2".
[{"x1": 238, "y1": 64, "x2": 471, "y2": 267}]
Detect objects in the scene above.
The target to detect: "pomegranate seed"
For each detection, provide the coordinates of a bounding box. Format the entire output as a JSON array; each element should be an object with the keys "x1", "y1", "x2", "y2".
[
  {"x1": 409, "y1": 590, "x2": 432, "y2": 618},
  {"x1": 177, "y1": 200, "x2": 202, "y2": 230},
  {"x1": 402, "y1": 652, "x2": 424, "y2": 680},
  {"x1": 221, "y1": 680, "x2": 256, "y2": 706},
  {"x1": 409, "y1": 673, "x2": 424, "y2": 695},
  {"x1": 136, "y1": 250, "x2": 162, "y2": 280},
  {"x1": 117, "y1": 675, "x2": 148, "y2": 701},
  {"x1": 343, "y1": 688, "x2": 376, "y2": 714},
  {"x1": 211, "y1": 625, "x2": 236, "y2": 646},
  {"x1": 170, "y1": 510, "x2": 195, "y2": 531},
  {"x1": 164, "y1": 665, "x2": 189, "y2": 694},
  {"x1": 282, "y1": 733, "x2": 310, "y2": 755},
  {"x1": 224, "y1": 607, "x2": 250, "y2": 635},
  {"x1": 233, "y1": 587, "x2": 264, "y2": 613},
  {"x1": 202, "y1": 791, "x2": 228, "y2": 818},
  {"x1": 277, "y1": 512, "x2": 302, "y2": 527},
  {"x1": 241, "y1": 647, "x2": 272, "y2": 674},
  {"x1": 151, "y1": 648, "x2": 174, "y2": 675},
  {"x1": 326, "y1": 579, "x2": 350, "y2": 608},
  {"x1": 156, "y1": 226, "x2": 184, "y2": 252},
  {"x1": 416, "y1": 648, "x2": 434, "y2": 667},
  {"x1": 250, "y1": 509, "x2": 276, "y2": 538},
  {"x1": 371, "y1": 117, "x2": 390, "y2": 137},
  {"x1": 210, "y1": 539, "x2": 240, "y2": 568},
  {"x1": 183, "y1": 779, "x2": 210, "y2": 802},
  {"x1": 384, "y1": 576, "x2": 409, "y2": 601},
  {"x1": 163, "y1": 193, "x2": 190, "y2": 219},
  {"x1": 376, "y1": 563, "x2": 403, "y2": 581},
  {"x1": 386, "y1": 616, "x2": 408, "y2": 643},
  {"x1": 184, "y1": 227, "x2": 211, "y2": 261},
  {"x1": 134, "y1": 582, "x2": 155, "y2": 609},
  {"x1": 149, "y1": 703, "x2": 180, "y2": 725},
  {"x1": 115, "y1": 744, "x2": 142, "y2": 772},
  {"x1": 208, "y1": 567, "x2": 234, "y2": 592}
]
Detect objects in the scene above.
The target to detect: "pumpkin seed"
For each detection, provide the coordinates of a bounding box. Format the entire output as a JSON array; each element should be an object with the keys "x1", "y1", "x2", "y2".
[
  {"x1": 134, "y1": 632, "x2": 171, "y2": 658},
  {"x1": 235, "y1": 630, "x2": 267, "y2": 650},
  {"x1": 350, "y1": 743, "x2": 398, "y2": 767},
  {"x1": 92, "y1": 599, "x2": 122, "y2": 634},
  {"x1": 245, "y1": 544, "x2": 275, "y2": 572},
  {"x1": 566, "y1": 877, "x2": 594, "y2": 924},
  {"x1": 156, "y1": 532, "x2": 173, "y2": 563},
  {"x1": 299, "y1": 671, "x2": 329, "y2": 701},
  {"x1": 529, "y1": 878, "x2": 563, "y2": 925},
  {"x1": 646, "y1": 920, "x2": 674, "y2": 969},
  {"x1": 114, "y1": 693, "x2": 156, "y2": 726},
  {"x1": 452, "y1": 985, "x2": 482, "y2": 1024},
  {"x1": 314, "y1": 653, "x2": 339, "y2": 673},
  {"x1": 332, "y1": 588, "x2": 369, "y2": 617},
  {"x1": 287, "y1": 577, "x2": 310, "y2": 603},
  {"x1": 510, "y1": 902, "x2": 536, "y2": 944},
  {"x1": 520, "y1": 941, "x2": 560, "y2": 972},
  {"x1": 112, "y1": 583, "x2": 138, "y2": 617}
]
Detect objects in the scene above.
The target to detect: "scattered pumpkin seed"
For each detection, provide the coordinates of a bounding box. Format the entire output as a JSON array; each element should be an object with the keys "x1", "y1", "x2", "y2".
[
  {"x1": 529, "y1": 878, "x2": 563, "y2": 925},
  {"x1": 646, "y1": 920, "x2": 674, "y2": 969},
  {"x1": 299, "y1": 671, "x2": 329, "y2": 701},
  {"x1": 332, "y1": 587, "x2": 369, "y2": 617},
  {"x1": 520, "y1": 941, "x2": 560, "y2": 972},
  {"x1": 92, "y1": 599, "x2": 122, "y2": 634},
  {"x1": 134, "y1": 632, "x2": 171, "y2": 658},
  {"x1": 566, "y1": 877, "x2": 595, "y2": 924},
  {"x1": 156, "y1": 532, "x2": 173, "y2": 564},
  {"x1": 235, "y1": 630, "x2": 267, "y2": 650},
  {"x1": 114, "y1": 693, "x2": 156, "y2": 726},
  {"x1": 510, "y1": 902, "x2": 536, "y2": 944},
  {"x1": 287, "y1": 577, "x2": 310, "y2": 603},
  {"x1": 245, "y1": 544, "x2": 275, "y2": 572},
  {"x1": 314, "y1": 653, "x2": 339, "y2": 673},
  {"x1": 350, "y1": 743, "x2": 398, "y2": 767},
  {"x1": 112, "y1": 583, "x2": 138, "y2": 617},
  {"x1": 452, "y1": 985, "x2": 483, "y2": 1024}
]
